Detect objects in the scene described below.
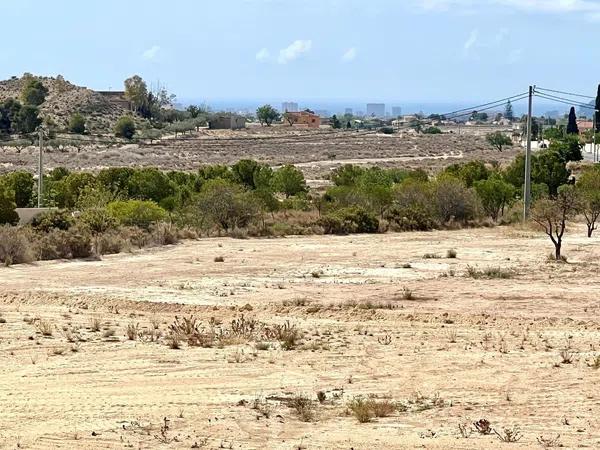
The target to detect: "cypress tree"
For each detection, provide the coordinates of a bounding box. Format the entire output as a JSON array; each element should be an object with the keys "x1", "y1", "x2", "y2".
[{"x1": 567, "y1": 107, "x2": 579, "y2": 135}]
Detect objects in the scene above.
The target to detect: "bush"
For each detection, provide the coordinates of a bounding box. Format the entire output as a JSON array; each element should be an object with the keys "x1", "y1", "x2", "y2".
[
  {"x1": 378, "y1": 126, "x2": 394, "y2": 134},
  {"x1": 37, "y1": 227, "x2": 92, "y2": 260},
  {"x1": 0, "y1": 226, "x2": 34, "y2": 265},
  {"x1": 107, "y1": 200, "x2": 167, "y2": 229},
  {"x1": 0, "y1": 183, "x2": 19, "y2": 225},
  {"x1": 114, "y1": 116, "x2": 136, "y2": 139},
  {"x1": 30, "y1": 210, "x2": 73, "y2": 233},
  {"x1": 423, "y1": 126, "x2": 442, "y2": 134},
  {"x1": 68, "y1": 113, "x2": 86, "y2": 134},
  {"x1": 432, "y1": 176, "x2": 479, "y2": 223},
  {"x1": 318, "y1": 207, "x2": 379, "y2": 234}
]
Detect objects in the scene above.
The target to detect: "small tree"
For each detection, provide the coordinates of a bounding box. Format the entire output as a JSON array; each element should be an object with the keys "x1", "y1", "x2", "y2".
[
  {"x1": 256, "y1": 105, "x2": 280, "y2": 126},
  {"x1": 566, "y1": 107, "x2": 579, "y2": 135},
  {"x1": 504, "y1": 100, "x2": 514, "y2": 121},
  {"x1": 21, "y1": 78, "x2": 48, "y2": 106},
  {"x1": 272, "y1": 165, "x2": 307, "y2": 198},
  {"x1": 68, "y1": 113, "x2": 86, "y2": 134},
  {"x1": 531, "y1": 185, "x2": 579, "y2": 261},
  {"x1": 114, "y1": 116, "x2": 136, "y2": 139},
  {"x1": 331, "y1": 115, "x2": 341, "y2": 129},
  {"x1": 576, "y1": 167, "x2": 600, "y2": 237},
  {"x1": 0, "y1": 182, "x2": 19, "y2": 225},
  {"x1": 486, "y1": 131, "x2": 512, "y2": 152},
  {"x1": 473, "y1": 176, "x2": 515, "y2": 221}
]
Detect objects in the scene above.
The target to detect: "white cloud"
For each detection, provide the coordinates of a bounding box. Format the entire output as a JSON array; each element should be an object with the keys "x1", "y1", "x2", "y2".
[
  {"x1": 507, "y1": 48, "x2": 523, "y2": 64},
  {"x1": 278, "y1": 40, "x2": 312, "y2": 64},
  {"x1": 255, "y1": 48, "x2": 270, "y2": 62},
  {"x1": 463, "y1": 29, "x2": 478, "y2": 51},
  {"x1": 341, "y1": 47, "x2": 357, "y2": 62},
  {"x1": 142, "y1": 45, "x2": 160, "y2": 61},
  {"x1": 412, "y1": 0, "x2": 600, "y2": 17}
]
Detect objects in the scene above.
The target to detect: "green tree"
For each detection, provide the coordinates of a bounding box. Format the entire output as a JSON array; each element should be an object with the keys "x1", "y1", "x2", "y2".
[
  {"x1": 256, "y1": 104, "x2": 280, "y2": 126},
  {"x1": 4, "y1": 171, "x2": 34, "y2": 207},
  {"x1": 444, "y1": 161, "x2": 489, "y2": 188},
  {"x1": 486, "y1": 131, "x2": 512, "y2": 152},
  {"x1": 124, "y1": 75, "x2": 149, "y2": 114},
  {"x1": 15, "y1": 105, "x2": 42, "y2": 134},
  {"x1": 532, "y1": 149, "x2": 570, "y2": 196},
  {"x1": 107, "y1": 200, "x2": 166, "y2": 229},
  {"x1": 272, "y1": 165, "x2": 307, "y2": 197},
  {"x1": 186, "y1": 105, "x2": 200, "y2": 118},
  {"x1": 504, "y1": 100, "x2": 514, "y2": 121},
  {"x1": 473, "y1": 176, "x2": 515, "y2": 221},
  {"x1": 0, "y1": 182, "x2": 19, "y2": 225},
  {"x1": 331, "y1": 114, "x2": 341, "y2": 129},
  {"x1": 68, "y1": 113, "x2": 86, "y2": 134},
  {"x1": 575, "y1": 167, "x2": 600, "y2": 237},
  {"x1": 566, "y1": 107, "x2": 579, "y2": 135},
  {"x1": 114, "y1": 116, "x2": 136, "y2": 139},
  {"x1": 423, "y1": 126, "x2": 442, "y2": 134},
  {"x1": 127, "y1": 168, "x2": 175, "y2": 203},
  {"x1": 543, "y1": 127, "x2": 563, "y2": 140},
  {"x1": 21, "y1": 78, "x2": 48, "y2": 106},
  {"x1": 596, "y1": 84, "x2": 600, "y2": 133},
  {"x1": 549, "y1": 135, "x2": 583, "y2": 163}
]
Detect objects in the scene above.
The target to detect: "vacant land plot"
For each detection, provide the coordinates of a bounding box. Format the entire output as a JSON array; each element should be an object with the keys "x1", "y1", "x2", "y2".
[
  {"x1": 1, "y1": 225, "x2": 599, "y2": 449},
  {"x1": 0, "y1": 129, "x2": 519, "y2": 181}
]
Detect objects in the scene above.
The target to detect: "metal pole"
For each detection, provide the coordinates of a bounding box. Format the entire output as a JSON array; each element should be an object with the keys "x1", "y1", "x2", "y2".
[
  {"x1": 38, "y1": 128, "x2": 43, "y2": 208},
  {"x1": 523, "y1": 85, "x2": 533, "y2": 220}
]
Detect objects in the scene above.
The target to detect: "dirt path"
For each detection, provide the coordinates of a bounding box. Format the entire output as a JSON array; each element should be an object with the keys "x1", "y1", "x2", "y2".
[{"x1": 1, "y1": 226, "x2": 599, "y2": 449}]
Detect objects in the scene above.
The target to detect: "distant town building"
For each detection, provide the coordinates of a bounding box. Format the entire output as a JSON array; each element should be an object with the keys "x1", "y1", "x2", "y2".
[
  {"x1": 208, "y1": 115, "x2": 246, "y2": 130},
  {"x1": 366, "y1": 103, "x2": 385, "y2": 118},
  {"x1": 345, "y1": 108, "x2": 353, "y2": 116},
  {"x1": 281, "y1": 102, "x2": 298, "y2": 113},
  {"x1": 392, "y1": 106, "x2": 402, "y2": 117},
  {"x1": 283, "y1": 111, "x2": 321, "y2": 128},
  {"x1": 577, "y1": 120, "x2": 594, "y2": 133}
]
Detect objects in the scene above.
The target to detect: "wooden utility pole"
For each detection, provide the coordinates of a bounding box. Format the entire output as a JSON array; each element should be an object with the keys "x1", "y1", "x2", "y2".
[
  {"x1": 523, "y1": 85, "x2": 534, "y2": 220},
  {"x1": 38, "y1": 128, "x2": 43, "y2": 208}
]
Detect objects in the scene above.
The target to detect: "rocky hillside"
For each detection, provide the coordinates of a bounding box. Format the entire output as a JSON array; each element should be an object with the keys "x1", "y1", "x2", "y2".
[{"x1": 0, "y1": 74, "x2": 130, "y2": 131}]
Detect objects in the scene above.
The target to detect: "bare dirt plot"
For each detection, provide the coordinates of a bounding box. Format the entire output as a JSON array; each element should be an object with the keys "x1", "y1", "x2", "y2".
[
  {"x1": 1, "y1": 225, "x2": 599, "y2": 449},
  {"x1": 0, "y1": 129, "x2": 518, "y2": 180}
]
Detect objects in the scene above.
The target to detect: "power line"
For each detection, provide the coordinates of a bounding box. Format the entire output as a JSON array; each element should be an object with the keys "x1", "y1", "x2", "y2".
[
  {"x1": 534, "y1": 93, "x2": 596, "y2": 111},
  {"x1": 436, "y1": 92, "x2": 529, "y2": 118},
  {"x1": 536, "y1": 87, "x2": 595, "y2": 100},
  {"x1": 533, "y1": 91, "x2": 595, "y2": 108}
]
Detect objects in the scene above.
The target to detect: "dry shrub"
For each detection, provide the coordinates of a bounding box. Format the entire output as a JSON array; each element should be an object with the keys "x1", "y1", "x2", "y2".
[
  {"x1": 126, "y1": 322, "x2": 139, "y2": 340},
  {"x1": 347, "y1": 397, "x2": 374, "y2": 423},
  {"x1": 0, "y1": 226, "x2": 35, "y2": 265},
  {"x1": 150, "y1": 222, "x2": 179, "y2": 246},
  {"x1": 466, "y1": 265, "x2": 514, "y2": 279},
  {"x1": 34, "y1": 319, "x2": 54, "y2": 336},
  {"x1": 37, "y1": 226, "x2": 93, "y2": 260},
  {"x1": 289, "y1": 395, "x2": 315, "y2": 422},
  {"x1": 96, "y1": 230, "x2": 128, "y2": 255}
]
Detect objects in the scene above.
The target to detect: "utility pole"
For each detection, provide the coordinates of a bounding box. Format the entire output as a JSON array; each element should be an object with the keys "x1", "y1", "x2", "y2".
[
  {"x1": 37, "y1": 128, "x2": 44, "y2": 208},
  {"x1": 523, "y1": 85, "x2": 534, "y2": 220}
]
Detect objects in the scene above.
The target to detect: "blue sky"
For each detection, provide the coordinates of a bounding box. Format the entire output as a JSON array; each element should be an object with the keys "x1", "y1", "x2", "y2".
[{"x1": 2, "y1": 0, "x2": 600, "y2": 110}]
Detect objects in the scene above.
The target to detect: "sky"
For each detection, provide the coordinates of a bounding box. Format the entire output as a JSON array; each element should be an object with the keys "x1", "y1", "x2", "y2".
[{"x1": 2, "y1": 0, "x2": 600, "y2": 113}]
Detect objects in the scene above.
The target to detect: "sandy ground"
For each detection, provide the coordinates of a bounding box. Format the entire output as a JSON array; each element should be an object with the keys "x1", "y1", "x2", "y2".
[
  {"x1": 1, "y1": 225, "x2": 600, "y2": 449},
  {"x1": 0, "y1": 129, "x2": 518, "y2": 179}
]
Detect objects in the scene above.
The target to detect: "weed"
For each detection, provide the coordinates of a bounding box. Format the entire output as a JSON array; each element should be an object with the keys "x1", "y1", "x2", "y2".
[
  {"x1": 214, "y1": 256, "x2": 224, "y2": 262},
  {"x1": 423, "y1": 253, "x2": 440, "y2": 259},
  {"x1": 494, "y1": 426, "x2": 522, "y2": 443},
  {"x1": 560, "y1": 349, "x2": 574, "y2": 364},
  {"x1": 35, "y1": 319, "x2": 54, "y2": 337},
  {"x1": 126, "y1": 322, "x2": 139, "y2": 340},
  {"x1": 446, "y1": 249, "x2": 457, "y2": 258},
  {"x1": 289, "y1": 395, "x2": 315, "y2": 422},
  {"x1": 466, "y1": 266, "x2": 514, "y2": 279},
  {"x1": 473, "y1": 419, "x2": 492, "y2": 435},
  {"x1": 167, "y1": 333, "x2": 181, "y2": 349},
  {"x1": 378, "y1": 335, "x2": 392, "y2": 345},
  {"x1": 458, "y1": 422, "x2": 472, "y2": 438},
  {"x1": 90, "y1": 318, "x2": 101, "y2": 332},
  {"x1": 401, "y1": 286, "x2": 414, "y2": 300},
  {"x1": 316, "y1": 391, "x2": 327, "y2": 404},
  {"x1": 536, "y1": 434, "x2": 562, "y2": 448},
  {"x1": 347, "y1": 397, "x2": 374, "y2": 423}
]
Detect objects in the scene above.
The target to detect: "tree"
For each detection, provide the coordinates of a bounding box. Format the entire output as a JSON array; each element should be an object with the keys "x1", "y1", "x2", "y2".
[
  {"x1": 272, "y1": 165, "x2": 307, "y2": 197},
  {"x1": 138, "y1": 128, "x2": 162, "y2": 143},
  {"x1": 21, "y1": 78, "x2": 48, "y2": 106},
  {"x1": 543, "y1": 127, "x2": 563, "y2": 140},
  {"x1": 549, "y1": 135, "x2": 583, "y2": 163},
  {"x1": 256, "y1": 105, "x2": 280, "y2": 126},
  {"x1": 0, "y1": 99, "x2": 22, "y2": 135},
  {"x1": 186, "y1": 105, "x2": 200, "y2": 118},
  {"x1": 331, "y1": 115, "x2": 341, "y2": 129},
  {"x1": 0, "y1": 181, "x2": 19, "y2": 225},
  {"x1": 486, "y1": 132, "x2": 512, "y2": 152},
  {"x1": 473, "y1": 176, "x2": 515, "y2": 221},
  {"x1": 504, "y1": 100, "x2": 514, "y2": 121},
  {"x1": 444, "y1": 161, "x2": 489, "y2": 188},
  {"x1": 124, "y1": 75, "x2": 149, "y2": 114},
  {"x1": 114, "y1": 116, "x2": 136, "y2": 139},
  {"x1": 68, "y1": 113, "x2": 86, "y2": 134},
  {"x1": 3, "y1": 171, "x2": 34, "y2": 207},
  {"x1": 532, "y1": 149, "x2": 570, "y2": 196},
  {"x1": 566, "y1": 107, "x2": 579, "y2": 135},
  {"x1": 575, "y1": 167, "x2": 600, "y2": 237},
  {"x1": 531, "y1": 185, "x2": 579, "y2": 260},
  {"x1": 15, "y1": 105, "x2": 41, "y2": 134}
]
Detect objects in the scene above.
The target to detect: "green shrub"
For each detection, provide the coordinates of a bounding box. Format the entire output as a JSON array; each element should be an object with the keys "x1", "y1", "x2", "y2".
[
  {"x1": 30, "y1": 210, "x2": 73, "y2": 232},
  {"x1": 107, "y1": 200, "x2": 167, "y2": 229},
  {"x1": 77, "y1": 207, "x2": 118, "y2": 234},
  {"x1": 68, "y1": 113, "x2": 86, "y2": 134},
  {"x1": 423, "y1": 126, "x2": 442, "y2": 134},
  {"x1": 114, "y1": 116, "x2": 136, "y2": 139},
  {"x1": 0, "y1": 183, "x2": 19, "y2": 225},
  {"x1": 318, "y1": 207, "x2": 379, "y2": 234},
  {"x1": 432, "y1": 176, "x2": 479, "y2": 223},
  {"x1": 378, "y1": 126, "x2": 394, "y2": 134}
]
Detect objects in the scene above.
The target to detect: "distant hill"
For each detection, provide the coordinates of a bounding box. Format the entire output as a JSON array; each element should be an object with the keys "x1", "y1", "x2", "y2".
[{"x1": 0, "y1": 74, "x2": 131, "y2": 131}]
